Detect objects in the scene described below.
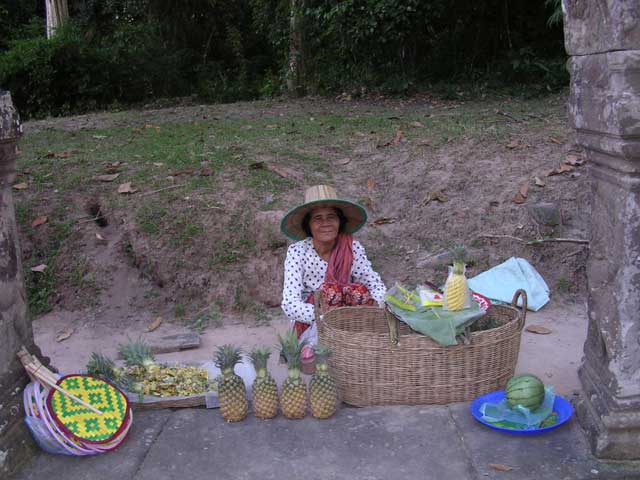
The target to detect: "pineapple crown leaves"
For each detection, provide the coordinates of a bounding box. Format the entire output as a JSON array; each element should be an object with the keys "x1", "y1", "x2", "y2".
[
  {"x1": 277, "y1": 330, "x2": 306, "y2": 369},
  {"x1": 249, "y1": 347, "x2": 271, "y2": 371},
  {"x1": 214, "y1": 344, "x2": 243, "y2": 373},
  {"x1": 86, "y1": 352, "x2": 117, "y2": 380},
  {"x1": 118, "y1": 336, "x2": 156, "y2": 367},
  {"x1": 313, "y1": 345, "x2": 332, "y2": 365},
  {"x1": 449, "y1": 244, "x2": 467, "y2": 274}
]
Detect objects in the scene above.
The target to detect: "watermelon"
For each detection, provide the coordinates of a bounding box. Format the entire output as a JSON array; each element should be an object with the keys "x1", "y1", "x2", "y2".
[{"x1": 505, "y1": 374, "x2": 545, "y2": 411}]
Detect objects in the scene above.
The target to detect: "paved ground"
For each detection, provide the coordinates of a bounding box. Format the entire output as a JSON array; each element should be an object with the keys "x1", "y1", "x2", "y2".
[{"x1": 13, "y1": 402, "x2": 640, "y2": 480}]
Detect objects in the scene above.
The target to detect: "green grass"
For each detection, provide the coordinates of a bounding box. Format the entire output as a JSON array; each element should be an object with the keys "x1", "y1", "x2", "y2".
[
  {"x1": 15, "y1": 203, "x2": 74, "y2": 316},
  {"x1": 556, "y1": 277, "x2": 572, "y2": 294},
  {"x1": 14, "y1": 94, "x2": 566, "y2": 314}
]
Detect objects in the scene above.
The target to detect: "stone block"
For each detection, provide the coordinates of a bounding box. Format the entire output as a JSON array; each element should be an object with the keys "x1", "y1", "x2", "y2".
[
  {"x1": 568, "y1": 50, "x2": 640, "y2": 142},
  {"x1": 563, "y1": 0, "x2": 640, "y2": 56}
]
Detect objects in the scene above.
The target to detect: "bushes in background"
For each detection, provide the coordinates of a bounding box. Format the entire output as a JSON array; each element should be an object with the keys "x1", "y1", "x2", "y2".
[{"x1": 0, "y1": 0, "x2": 567, "y2": 119}]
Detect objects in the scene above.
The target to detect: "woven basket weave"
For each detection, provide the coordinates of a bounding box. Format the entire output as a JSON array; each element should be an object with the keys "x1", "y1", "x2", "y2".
[{"x1": 318, "y1": 289, "x2": 527, "y2": 406}]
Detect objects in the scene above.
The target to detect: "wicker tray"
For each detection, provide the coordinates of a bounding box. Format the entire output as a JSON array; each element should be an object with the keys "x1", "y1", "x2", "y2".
[{"x1": 318, "y1": 290, "x2": 527, "y2": 406}]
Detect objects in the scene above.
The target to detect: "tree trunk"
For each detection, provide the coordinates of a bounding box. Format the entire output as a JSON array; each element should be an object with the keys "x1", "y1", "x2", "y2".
[
  {"x1": 287, "y1": 0, "x2": 305, "y2": 97},
  {"x1": 45, "y1": 0, "x2": 69, "y2": 39}
]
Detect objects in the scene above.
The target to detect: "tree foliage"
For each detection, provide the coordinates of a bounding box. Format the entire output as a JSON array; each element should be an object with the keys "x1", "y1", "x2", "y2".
[{"x1": 0, "y1": 0, "x2": 567, "y2": 118}]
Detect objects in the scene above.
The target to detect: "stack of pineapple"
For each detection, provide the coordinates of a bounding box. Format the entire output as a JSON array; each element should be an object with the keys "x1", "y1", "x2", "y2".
[
  {"x1": 213, "y1": 333, "x2": 338, "y2": 422},
  {"x1": 88, "y1": 334, "x2": 340, "y2": 422}
]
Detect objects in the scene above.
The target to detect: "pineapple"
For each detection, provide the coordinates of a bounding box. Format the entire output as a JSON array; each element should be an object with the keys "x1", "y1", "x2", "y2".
[
  {"x1": 249, "y1": 347, "x2": 279, "y2": 419},
  {"x1": 443, "y1": 245, "x2": 469, "y2": 311},
  {"x1": 278, "y1": 331, "x2": 307, "y2": 419},
  {"x1": 118, "y1": 337, "x2": 157, "y2": 377},
  {"x1": 214, "y1": 345, "x2": 248, "y2": 422},
  {"x1": 309, "y1": 345, "x2": 338, "y2": 419},
  {"x1": 86, "y1": 352, "x2": 119, "y2": 382}
]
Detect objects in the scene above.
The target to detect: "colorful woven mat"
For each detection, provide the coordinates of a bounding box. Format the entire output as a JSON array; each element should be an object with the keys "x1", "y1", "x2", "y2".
[{"x1": 46, "y1": 375, "x2": 130, "y2": 444}]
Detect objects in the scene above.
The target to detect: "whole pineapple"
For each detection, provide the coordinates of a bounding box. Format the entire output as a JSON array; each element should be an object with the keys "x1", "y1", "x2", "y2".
[
  {"x1": 309, "y1": 345, "x2": 338, "y2": 419},
  {"x1": 278, "y1": 331, "x2": 307, "y2": 419},
  {"x1": 86, "y1": 352, "x2": 118, "y2": 381},
  {"x1": 214, "y1": 345, "x2": 248, "y2": 422},
  {"x1": 443, "y1": 245, "x2": 469, "y2": 311},
  {"x1": 249, "y1": 347, "x2": 279, "y2": 419},
  {"x1": 118, "y1": 337, "x2": 157, "y2": 378}
]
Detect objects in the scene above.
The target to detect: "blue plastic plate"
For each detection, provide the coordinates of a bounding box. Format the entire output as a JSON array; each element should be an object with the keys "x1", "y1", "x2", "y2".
[{"x1": 470, "y1": 390, "x2": 573, "y2": 435}]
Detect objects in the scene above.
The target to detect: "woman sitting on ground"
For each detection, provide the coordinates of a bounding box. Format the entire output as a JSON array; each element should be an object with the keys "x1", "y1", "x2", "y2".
[{"x1": 280, "y1": 185, "x2": 386, "y2": 344}]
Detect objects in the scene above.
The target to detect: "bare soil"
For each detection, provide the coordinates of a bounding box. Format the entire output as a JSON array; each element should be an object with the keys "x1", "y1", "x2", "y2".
[{"x1": 19, "y1": 92, "x2": 589, "y2": 396}]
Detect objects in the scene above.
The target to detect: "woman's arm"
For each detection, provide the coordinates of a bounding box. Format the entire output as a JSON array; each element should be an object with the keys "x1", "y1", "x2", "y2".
[
  {"x1": 281, "y1": 243, "x2": 315, "y2": 324},
  {"x1": 351, "y1": 241, "x2": 387, "y2": 303}
]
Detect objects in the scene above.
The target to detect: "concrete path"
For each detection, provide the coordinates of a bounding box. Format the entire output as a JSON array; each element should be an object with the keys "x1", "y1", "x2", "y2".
[{"x1": 14, "y1": 403, "x2": 640, "y2": 480}]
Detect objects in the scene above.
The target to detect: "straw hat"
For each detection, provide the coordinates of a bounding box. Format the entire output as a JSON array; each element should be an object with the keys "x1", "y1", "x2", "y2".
[{"x1": 280, "y1": 185, "x2": 367, "y2": 241}]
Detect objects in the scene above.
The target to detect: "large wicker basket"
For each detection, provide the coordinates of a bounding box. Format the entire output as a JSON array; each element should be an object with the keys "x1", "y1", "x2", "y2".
[{"x1": 318, "y1": 290, "x2": 527, "y2": 406}]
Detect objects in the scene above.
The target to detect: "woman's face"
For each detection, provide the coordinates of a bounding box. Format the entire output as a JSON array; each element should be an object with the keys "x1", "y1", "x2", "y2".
[{"x1": 309, "y1": 207, "x2": 340, "y2": 243}]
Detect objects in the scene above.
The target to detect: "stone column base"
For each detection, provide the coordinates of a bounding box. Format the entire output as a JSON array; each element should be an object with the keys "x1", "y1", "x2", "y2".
[{"x1": 577, "y1": 363, "x2": 640, "y2": 460}]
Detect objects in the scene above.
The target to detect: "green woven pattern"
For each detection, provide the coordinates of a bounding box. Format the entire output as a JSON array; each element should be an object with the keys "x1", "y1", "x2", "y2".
[{"x1": 49, "y1": 375, "x2": 128, "y2": 443}]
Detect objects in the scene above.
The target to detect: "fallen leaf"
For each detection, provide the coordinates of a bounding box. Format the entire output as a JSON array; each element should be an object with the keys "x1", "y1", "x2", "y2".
[
  {"x1": 410, "y1": 121, "x2": 424, "y2": 128},
  {"x1": 367, "y1": 177, "x2": 375, "y2": 192},
  {"x1": 377, "y1": 129, "x2": 405, "y2": 148},
  {"x1": 506, "y1": 139, "x2": 520, "y2": 149},
  {"x1": 12, "y1": 182, "x2": 29, "y2": 190},
  {"x1": 373, "y1": 217, "x2": 395, "y2": 225},
  {"x1": 22, "y1": 168, "x2": 33, "y2": 174},
  {"x1": 232, "y1": 154, "x2": 243, "y2": 160},
  {"x1": 104, "y1": 161, "x2": 123, "y2": 174},
  {"x1": 489, "y1": 464, "x2": 513, "y2": 472},
  {"x1": 144, "y1": 124, "x2": 155, "y2": 129},
  {"x1": 336, "y1": 158, "x2": 352, "y2": 165},
  {"x1": 424, "y1": 191, "x2": 449, "y2": 204},
  {"x1": 526, "y1": 325, "x2": 552, "y2": 335},
  {"x1": 95, "y1": 232, "x2": 108, "y2": 245},
  {"x1": 132, "y1": 128, "x2": 142, "y2": 134},
  {"x1": 147, "y1": 316, "x2": 163, "y2": 332},
  {"x1": 519, "y1": 183, "x2": 529, "y2": 198},
  {"x1": 94, "y1": 173, "x2": 120, "y2": 182},
  {"x1": 547, "y1": 163, "x2": 574, "y2": 176},
  {"x1": 565, "y1": 154, "x2": 584, "y2": 166},
  {"x1": 117, "y1": 182, "x2": 138, "y2": 194},
  {"x1": 267, "y1": 164, "x2": 295, "y2": 179},
  {"x1": 155, "y1": 126, "x2": 161, "y2": 134},
  {"x1": 534, "y1": 176, "x2": 546, "y2": 187},
  {"x1": 30, "y1": 264, "x2": 47, "y2": 273},
  {"x1": 56, "y1": 327, "x2": 74, "y2": 343},
  {"x1": 265, "y1": 124, "x2": 278, "y2": 130},
  {"x1": 152, "y1": 162, "x2": 164, "y2": 167},
  {"x1": 549, "y1": 136, "x2": 563, "y2": 144},
  {"x1": 513, "y1": 193, "x2": 527, "y2": 204},
  {"x1": 46, "y1": 151, "x2": 71, "y2": 158},
  {"x1": 92, "y1": 135, "x2": 108, "y2": 140},
  {"x1": 361, "y1": 195, "x2": 375, "y2": 212},
  {"x1": 31, "y1": 216, "x2": 48, "y2": 228},
  {"x1": 392, "y1": 129, "x2": 404, "y2": 145},
  {"x1": 199, "y1": 168, "x2": 213, "y2": 176}
]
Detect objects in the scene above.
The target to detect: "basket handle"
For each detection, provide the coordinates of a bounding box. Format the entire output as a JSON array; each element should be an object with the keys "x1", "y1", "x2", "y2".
[
  {"x1": 510, "y1": 289, "x2": 528, "y2": 328},
  {"x1": 384, "y1": 304, "x2": 400, "y2": 347}
]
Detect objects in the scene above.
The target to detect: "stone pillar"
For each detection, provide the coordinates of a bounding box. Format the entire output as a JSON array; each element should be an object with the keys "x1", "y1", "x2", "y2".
[
  {"x1": 563, "y1": 1, "x2": 640, "y2": 460},
  {"x1": 0, "y1": 91, "x2": 40, "y2": 476}
]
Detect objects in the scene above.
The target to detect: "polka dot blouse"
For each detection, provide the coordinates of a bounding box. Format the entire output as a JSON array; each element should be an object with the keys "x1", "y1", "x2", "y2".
[{"x1": 281, "y1": 237, "x2": 387, "y2": 325}]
